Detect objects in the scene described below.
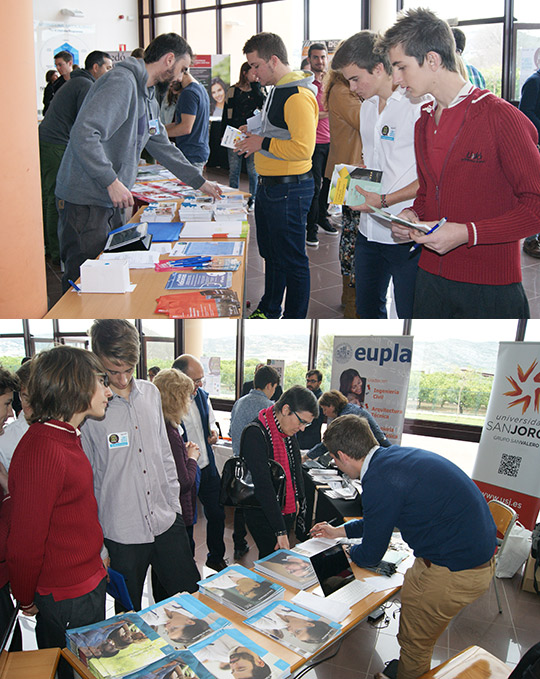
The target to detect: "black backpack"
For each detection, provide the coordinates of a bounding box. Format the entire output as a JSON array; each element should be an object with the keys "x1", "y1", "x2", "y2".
[{"x1": 531, "y1": 522, "x2": 540, "y2": 594}]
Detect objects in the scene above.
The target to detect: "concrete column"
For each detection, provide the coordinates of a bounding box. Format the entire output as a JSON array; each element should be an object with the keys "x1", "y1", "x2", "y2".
[
  {"x1": 184, "y1": 321, "x2": 205, "y2": 358},
  {"x1": 0, "y1": 0, "x2": 48, "y2": 317}
]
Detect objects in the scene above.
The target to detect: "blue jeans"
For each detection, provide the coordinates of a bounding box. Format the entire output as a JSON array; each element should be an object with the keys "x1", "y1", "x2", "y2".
[
  {"x1": 354, "y1": 231, "x2": 420, "y2": 318},
  {"x1": 227, "y1": 148, "x2": 258, "y2": 202},
  {"x1": 254, "y1": 177, "x2": 314, "y2": 318}
]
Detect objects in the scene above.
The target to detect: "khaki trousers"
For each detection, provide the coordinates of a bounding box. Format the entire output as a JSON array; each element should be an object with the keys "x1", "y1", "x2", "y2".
[{"x1": 397, "y1": 556, "x2": 495, "y2": 679}]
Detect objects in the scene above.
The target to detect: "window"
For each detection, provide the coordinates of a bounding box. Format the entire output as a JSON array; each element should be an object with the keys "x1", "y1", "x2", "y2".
[
  {"x1": 261, "y1": 0, "x2": 304, "y2": 68},
  {"x1": 222, "y1": 4, "x2": 258, "y2": 80},
  {"x1": 243, "y1": 320, "x2": 311, "y2": 392},
  {"x1": 308, "y1": 0, "x2": 362, "y2": 43},
  {"x1": 196, "y1": 320, "x2": 237, "y2": 398},
  {"x1": 406, "y1": 320, "x2": 517, "y2": 428},
  {"x1": 142, "y1": 320, "x2": 176, "y2": 377}
]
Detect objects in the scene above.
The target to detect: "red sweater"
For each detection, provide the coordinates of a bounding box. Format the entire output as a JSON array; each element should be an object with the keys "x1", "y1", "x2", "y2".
[
  {"x1": 413, "y1": 89, "x2": 540, "y2": 285},
  {"x1": 7, "y1": 421, "x2": 105, "y2": 607}
]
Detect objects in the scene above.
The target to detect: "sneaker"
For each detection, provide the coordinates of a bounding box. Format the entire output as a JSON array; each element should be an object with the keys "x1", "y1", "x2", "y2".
[
  {"x1": 234, "y1": 545, "x2": 250, "y2": 560},
  {"x1": 248, "y1": 308, "x2": 268, "y2": 319},
  {"x1": 318, "y1": 220, "x2": 339, "y2": 235},
  {"x1": 306, "y1": 232, "x2": 319, "y2": 248},
  {"x1": 205, "y1": 558, "x2": 229, "y2": 572},
  {"x1": 374, "y1": 659, "x2": 399, "y2": 679},
  {"x1": 523, "y1": 235, "x2": 540, "y2": 258}
]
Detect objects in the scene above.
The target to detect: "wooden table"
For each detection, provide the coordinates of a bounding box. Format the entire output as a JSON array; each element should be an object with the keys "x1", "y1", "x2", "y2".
[
  {"x1": 0, "y1": 648, "x2": 60, "y2": 679},
  {"x1": 44, "y1": 202, "x2": 249, "y2": 319}
]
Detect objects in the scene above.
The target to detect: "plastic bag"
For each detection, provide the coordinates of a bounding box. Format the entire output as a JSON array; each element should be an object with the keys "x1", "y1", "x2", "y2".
[{"x1": 496, "y1": 522, "x2": 532, "y2": 578}]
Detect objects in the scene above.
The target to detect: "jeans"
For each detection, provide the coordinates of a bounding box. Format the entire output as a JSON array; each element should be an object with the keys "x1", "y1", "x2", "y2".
[
  {"x1": 57, "y1": 199, "x2": 123, "y2": 293},
  {"x1": 227, "y1": 148, "x2": 258, "y2": 202},
  {"x1": 39, "y1": 140, "x2": 66, "y2": 260},
  {"x1": 307, "y1": 142, "x2": 330, "y2": 231},
  {"x1": 254, "y1": 177, "x2": 314, "y2": 318},
  {"x1": 354, "y1": 231, "x2": 420, "y2": 318}
]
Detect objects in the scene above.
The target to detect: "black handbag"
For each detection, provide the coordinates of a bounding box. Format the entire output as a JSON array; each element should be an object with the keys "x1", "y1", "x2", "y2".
[{"x1": 219, "y1": 423, "x2": 286, "y2": 509}]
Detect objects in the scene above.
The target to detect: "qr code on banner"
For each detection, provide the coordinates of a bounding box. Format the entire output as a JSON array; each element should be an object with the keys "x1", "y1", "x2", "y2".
[{"x1": 497, "y1": 453, "x2": 522, "y2": 478}]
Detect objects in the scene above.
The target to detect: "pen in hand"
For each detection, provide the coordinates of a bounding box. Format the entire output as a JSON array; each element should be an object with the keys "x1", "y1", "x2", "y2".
[{"x1": 409, "y1": 217, "x2": 447, "y2": 252}]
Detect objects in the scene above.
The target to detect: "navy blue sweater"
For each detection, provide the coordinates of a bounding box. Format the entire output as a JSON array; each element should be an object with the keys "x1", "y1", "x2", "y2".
[{"x1": 346, "y1": 446, "x2": 496, "y2": 571}]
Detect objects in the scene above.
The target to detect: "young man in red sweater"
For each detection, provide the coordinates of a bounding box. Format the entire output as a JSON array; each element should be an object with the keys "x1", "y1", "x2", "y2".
[{"x1": 381, "y1": 8, "x2": 540, "y2": 318}]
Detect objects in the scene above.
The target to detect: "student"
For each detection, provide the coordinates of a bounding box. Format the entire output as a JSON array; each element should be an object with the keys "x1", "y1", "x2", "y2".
[
  {"x1": 381, "y1": 8, "x2": 540, "y2": 318},
  {"x1": 7, "y1": 346, "x2": 111, "y2": 678},
  {"x1": 81, "y1": 320, "x2": 200, "y2": 610},
  {"x1": 311, "y1": 415, "x2": 496, "y2": 679},
  {"x1": 332, "y1": 31, "x2": 426, "y2": 319}
]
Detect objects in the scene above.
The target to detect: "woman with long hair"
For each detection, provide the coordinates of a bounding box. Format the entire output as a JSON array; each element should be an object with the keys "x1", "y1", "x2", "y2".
[
  {"x1": 221, "y1": 62, "x2": 266, "y2": 210},
  {"x1": 240, "y1": 386, "x2": 318, "y2": 558},
  {"x1": 323, "y1": 66, "x2": 363, "y2": 317},
  {"x1": 210, "y1": 77, "x2": 227, "y2": 118},
  {"x1": 339, "y1": 368, "x2": 366, "y2": 405}
]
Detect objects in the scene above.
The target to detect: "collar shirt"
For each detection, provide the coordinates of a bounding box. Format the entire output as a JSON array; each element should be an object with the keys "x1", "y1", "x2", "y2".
[
  {"x1": 359, "y1": 445, "x2": 382, "y2": 482},
  {"x1": 229, "y1": 389, "x2": 273, "y2": 455},
  {"x1": 183, "y1": 393, "x2": 217, "y2": 469},
  {"x1": 359, "y1": 87, "x2": 426, "y2": 244},
  {"x1": 424, "y1": 82, "x2": 475, "y2": 180},
  {"x1": 81, "y1": 378, "x2": 181, "y2": 544},
  {"x1": 0, "y1": 412, "x2": 30, "y2": 470}
]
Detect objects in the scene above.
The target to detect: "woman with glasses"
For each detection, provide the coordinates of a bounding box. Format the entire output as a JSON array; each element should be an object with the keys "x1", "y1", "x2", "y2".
[
  {"x1": 5, "y1": 346, "x2": 112, "y2": 679},
  {"x1": 240, "y1": 385, "x2": 318, "y2": 558}
]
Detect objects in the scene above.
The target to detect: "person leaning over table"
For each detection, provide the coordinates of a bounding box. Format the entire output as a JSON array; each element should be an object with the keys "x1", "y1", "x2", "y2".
[
  {"x1": 305, "y1": 389, "x2": 389, "y2": 460},
  {"x1": 240, "y1": 385, "x2": 318, "y2": 558},
  {"x1": 311, "y1": 415, "x2": 497, "y2": 679}
]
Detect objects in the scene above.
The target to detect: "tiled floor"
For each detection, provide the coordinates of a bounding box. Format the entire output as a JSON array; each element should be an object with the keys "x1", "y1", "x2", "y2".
[
  {"x1": 17, "y1": 502, "x2": 540, "y2": 676},
  {"x1": 44, "y1": 167, "x2": 540, "y2": 318}
]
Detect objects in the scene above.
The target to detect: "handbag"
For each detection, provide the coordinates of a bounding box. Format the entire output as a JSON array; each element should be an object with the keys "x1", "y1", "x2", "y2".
[{"x1": 219, "y1": 423, "x2": 286, "y2": 509}]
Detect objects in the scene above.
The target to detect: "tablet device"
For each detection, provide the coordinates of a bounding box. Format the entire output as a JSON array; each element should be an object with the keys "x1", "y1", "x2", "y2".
[{"x1": 104, "y1": 223, "x2": 152, "y2": 252}]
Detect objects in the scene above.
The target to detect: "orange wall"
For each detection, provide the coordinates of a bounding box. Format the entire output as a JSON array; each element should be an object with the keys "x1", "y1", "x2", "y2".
[{"x1": 0, "y1": 0, "x2": 48, "y2": 317}]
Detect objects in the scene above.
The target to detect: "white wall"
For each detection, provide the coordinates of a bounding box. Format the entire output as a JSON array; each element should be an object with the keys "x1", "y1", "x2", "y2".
[{"x1": 33, "y1": 0, "x2": 139, "y2": 113}]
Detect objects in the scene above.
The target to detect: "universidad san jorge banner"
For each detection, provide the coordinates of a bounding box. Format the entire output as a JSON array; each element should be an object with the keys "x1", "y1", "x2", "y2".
[{"x1": 473, "y1": 342, "x2": 540, "y2": 529}]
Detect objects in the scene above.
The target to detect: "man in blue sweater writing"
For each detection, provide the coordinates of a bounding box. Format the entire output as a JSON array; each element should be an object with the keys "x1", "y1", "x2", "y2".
[{"x1": 311, "y1": 415, "x2": 496, "y2": 679}]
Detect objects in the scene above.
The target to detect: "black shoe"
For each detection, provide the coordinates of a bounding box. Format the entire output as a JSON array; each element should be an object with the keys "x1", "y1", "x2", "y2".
[
  {"x1": 205, "y1": 558, "x2": 229, "y2": 572},
  {"x1": 318, "y1": 220, "x2": 339, "y2": 234},
  {"x1": 374, "y1": 659, "x2": 399, "y2": 679},
  {"x1": 523, "y1": 235, "x2": 540, "y2": 258},
  {"x1": 234, "y1": 545, "x2": 249, "y2": 560},
  {"x1": 306, "y1": 228, "x2": 319, "y2": 248}
]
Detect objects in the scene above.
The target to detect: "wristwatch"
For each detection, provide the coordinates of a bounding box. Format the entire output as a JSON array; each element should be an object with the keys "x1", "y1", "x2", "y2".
[{"x1": 276, "y1": 529, "x2": 288, "y2": 537}]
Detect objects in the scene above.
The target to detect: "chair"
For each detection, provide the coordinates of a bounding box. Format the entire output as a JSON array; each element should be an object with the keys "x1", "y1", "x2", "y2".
[{"x1": 488, "y1": 499, "x2": 518, "y2": 614}]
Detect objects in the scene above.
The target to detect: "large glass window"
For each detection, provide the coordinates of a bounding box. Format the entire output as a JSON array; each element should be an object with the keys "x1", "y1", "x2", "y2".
[
  {"x1": 309, "y1": 0, "x2": 362, "y2": 43},
  {"x1": 142, "y1": 320, "x2": 176, "y2": 375},
  {"x1": 222, "y1": 4, "x2": 258, "y2": 81},
  {"x1": 262, "y1": 0, "x2": 304, "y2": 69},
  {"x1": 402, "y1": 0, "x2": 503, "y2": 22},
  {"x1": 459, "y1": 24, "x2": 503, "y2": 96},
  {"x1": 243, "y1": 320, "x2": 310, "y2": 392},
  {"x1": 186, "y1": 11, "x2": 217, "y2": 53},
  {"x1": 406, "y1": 320, "x2": 517, "y2": 427},
  {"x1": 514, "y1": 27, "x2": 540, "y2": 99},
  {"x1": 194, "y1": 320, "x2": 237, "y2": 398}
]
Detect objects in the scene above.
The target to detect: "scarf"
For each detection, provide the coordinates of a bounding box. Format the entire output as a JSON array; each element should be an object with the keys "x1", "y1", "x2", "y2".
[{"x1": 258, "y1": 406, "x2": 297, "y2": 515}]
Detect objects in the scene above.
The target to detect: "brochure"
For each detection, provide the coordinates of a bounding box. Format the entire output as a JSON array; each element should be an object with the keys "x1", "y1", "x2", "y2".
[
  {"x1": 221, "y1": 125, "x2": 246, "y2": 149},
  {"x1": 243, "y1": 600, "x2": 341, "y2": 657},
  {"x1": 253, "y1": 550, "x2": 317, "y2": 590},
  {"x1": 170, "y1": 241, "x2": 245, "y2": 257},
  {"x1": 125, "y1": 649, "x2": 219, "y2": 679},
  {"x1": 329, "y1": 164, "x2": 383, "y2": 207},
  {"x1": 367, "y1": 205, "x2": 430, "y2": 232},
  {"x1": 165, "y1": 271, "x2": 233, "y2": 290},
  {"x1": 139, "y1": 594, "x2": 230, "y2": 650},
  {"x1": 198, "y1": 564, "x2": 284, "y2": 615},
  {"x1": 155, "y1": 290, "x2": 241, "y2": 319},
  {"x1": 189, "y1": 627, "x2": 291, "y2": 679}
]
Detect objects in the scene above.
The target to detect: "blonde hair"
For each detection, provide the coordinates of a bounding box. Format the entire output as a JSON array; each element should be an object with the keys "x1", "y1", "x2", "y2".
[{"x1": 153, "y1": 369, "x2": 194, "y2": 425}]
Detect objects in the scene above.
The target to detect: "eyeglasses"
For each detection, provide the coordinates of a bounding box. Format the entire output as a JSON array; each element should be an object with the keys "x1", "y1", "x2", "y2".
[
  {"x1": 96, "y1": 373, "x2": 110, "y2": 387},
  {"x1": 306, "y1": 378, "x2": 319, "y2": 384},
  {"x1": 292, "y1": 410, "x2": 312, "y2": 428},
  {"x1": 193, "y1": 377, "x2": 205, "y2": 386}
]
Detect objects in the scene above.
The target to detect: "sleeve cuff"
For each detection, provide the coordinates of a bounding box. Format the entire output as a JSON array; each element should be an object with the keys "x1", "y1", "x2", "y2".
[{"x1": 466, "y1": 222, "x2": 478, "y2": 247}]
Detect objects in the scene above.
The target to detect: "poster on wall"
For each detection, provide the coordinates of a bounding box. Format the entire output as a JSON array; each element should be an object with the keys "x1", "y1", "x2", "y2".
[
  {"x1": 190, "y1": 55, "x2": 231, "y2": 121},
  {"x1": 473, "y1": 342, "x2": 540, "y2": 529},
  {"x1": 34, "y1": 21, "x2": 96, "y2": 114},
  {"x1": 331, "y1": 336, "x2": 413, "y2": 444},
  {"x1": 201, "y1": 356, "x2": 221, "y2": 395}
]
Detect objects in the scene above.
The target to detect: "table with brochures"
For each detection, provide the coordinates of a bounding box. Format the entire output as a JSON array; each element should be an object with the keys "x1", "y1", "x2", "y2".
[{"x1": 44, "y1": 199, "x2": 249, "y2": 320}]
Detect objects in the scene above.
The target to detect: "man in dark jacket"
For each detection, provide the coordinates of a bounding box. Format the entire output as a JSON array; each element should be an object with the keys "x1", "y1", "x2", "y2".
[{"x1": 39, "y1": 50, "x2": 113, "y2": 263}]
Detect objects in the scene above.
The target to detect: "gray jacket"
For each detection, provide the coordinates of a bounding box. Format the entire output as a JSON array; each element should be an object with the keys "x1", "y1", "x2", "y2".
[{"x1": 56, "y1": 57, "x2": 205, "y2": 207}]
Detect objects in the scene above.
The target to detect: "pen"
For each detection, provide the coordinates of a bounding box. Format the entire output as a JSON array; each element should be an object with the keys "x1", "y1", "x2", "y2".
[
  {"x1": 309, "y1": 517, "x2": 338, "y2": 535},
  {"x1": 68, "y1": 279, "x2": 81, "y2": 292},
  {"x1": 409, "y1": 217, "x2": 447, "y2": 252}
]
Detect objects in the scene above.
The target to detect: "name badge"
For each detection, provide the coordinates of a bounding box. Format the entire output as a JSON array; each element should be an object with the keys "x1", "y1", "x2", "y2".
[
  {"x1": 108, "y1": 432, "x2": 129, "y2": 448},
  {"x1": 148, "y1": 118, "x2": 160, "y2": 135},
  {"x1": 381, "y1": 124, "x2": 396, "y2": 141}
]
